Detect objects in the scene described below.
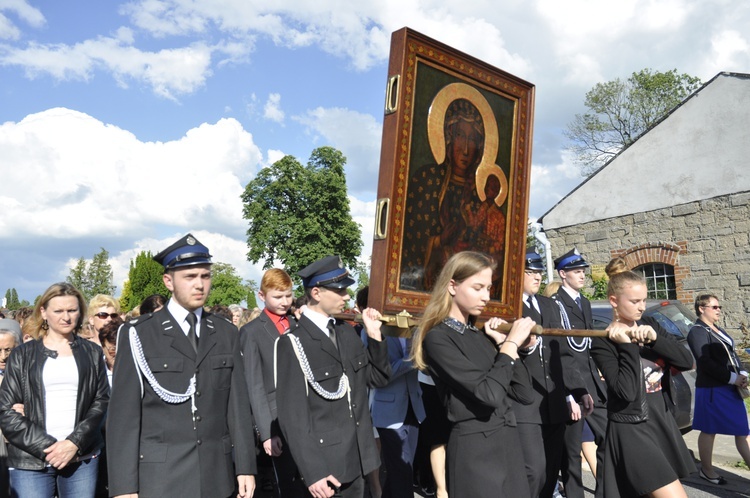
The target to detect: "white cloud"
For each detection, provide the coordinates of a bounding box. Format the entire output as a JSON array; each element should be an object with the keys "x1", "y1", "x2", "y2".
[
  {"x1": 266, "y1": 148, "x2": 286, "y2": 165},
  {"x1": 0, "y1": 108, "x2": 263, "y2": 240},
  {"x1": 0, "y1": 0, "x2": 45, "y2": 40},
  {"x1": 0, "y1": 31, "x2": 216, "y2": 99},
  {"x1": 348, "y1": 194, "x2": 376, "y2": 265},
  {"x1": 704, "y1": 30, "x2": 750, "y2": 75},
  {"x1": 263, "y1": 92, "x2": 285, "y2": 123},
  {"x1": 293, "y1": 106, "x2": 382, "y2": 194},
  {"x1": 528, "y1": 150, "x2": 584, "y2": 218}
]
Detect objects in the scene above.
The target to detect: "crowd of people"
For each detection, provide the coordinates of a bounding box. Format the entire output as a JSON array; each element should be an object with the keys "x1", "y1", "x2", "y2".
[{"x1": 0, "y1": 233, "x2": 748, "y2": 498}]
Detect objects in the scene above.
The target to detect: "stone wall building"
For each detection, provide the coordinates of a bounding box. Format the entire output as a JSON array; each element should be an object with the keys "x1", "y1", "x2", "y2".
[{"x1": 540, "y1": 73, "x2": 750, "y2": 334}]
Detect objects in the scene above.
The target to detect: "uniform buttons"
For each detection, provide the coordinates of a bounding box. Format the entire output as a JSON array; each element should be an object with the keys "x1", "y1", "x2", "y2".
[
  {"x1": 222, "y1": 360, "x2": 227, "y2": 365},
  {"x1": 196, "y1": 391, "x2": 201, "y2": 397},
  {"x1": 356, "y1": 422, "x2": 360, "y2": 427},
  {"x1": 196, "y1": 439, "x2": 202, "y2": 445},
  {"x1": 325, "y1": 372, "x2": 329, "y2": 376},
  {"x1": 319, "y1": 439, "x2": 324, "y2": 444},
  {"x1": 352, "y1": 403, "x2": 357, "y2": 409},
  {"x1": 163, "y1": 363, "x2": 168, "y2": 368},
  {"x1": 139, "y1": 454, "x2": 144, "y2": 460},
  {"x1": 196, "y1": 415, "x2": 202, "y2": 422}
]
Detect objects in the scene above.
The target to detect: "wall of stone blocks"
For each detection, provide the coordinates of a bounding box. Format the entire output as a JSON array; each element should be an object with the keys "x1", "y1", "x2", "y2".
[{"x1": 543, "y1": 191, "x2": 750, "y2": 335}]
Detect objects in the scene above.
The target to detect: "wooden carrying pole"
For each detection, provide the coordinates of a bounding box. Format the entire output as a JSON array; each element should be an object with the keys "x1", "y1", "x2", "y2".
[{"x1": 331, "y1": 312, "x2": 608, "y2": 339}]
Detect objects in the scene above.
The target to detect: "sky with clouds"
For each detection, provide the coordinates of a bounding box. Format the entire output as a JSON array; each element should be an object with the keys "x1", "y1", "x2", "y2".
[{"x1": 1, "y1": 0, "x2": 749, "y2": 305}]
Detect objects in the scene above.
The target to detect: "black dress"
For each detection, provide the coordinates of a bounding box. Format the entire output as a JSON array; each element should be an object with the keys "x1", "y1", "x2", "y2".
[
  {"x1": 423, "y1": 318, "x2": 534, "y2": 498},
  {"x1": 590, "y1": 318, "x2": 695, "y2": 497}
]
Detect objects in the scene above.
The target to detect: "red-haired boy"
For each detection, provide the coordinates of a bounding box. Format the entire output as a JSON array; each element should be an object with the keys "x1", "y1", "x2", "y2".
[{"x1": 239, "y1": 268, "x2": 305, "y2": 497}]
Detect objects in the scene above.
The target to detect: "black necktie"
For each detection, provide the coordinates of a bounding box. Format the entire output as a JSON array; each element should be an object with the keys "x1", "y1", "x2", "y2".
[
  {"x1": 326, "y1": 320, "x2": 338, "y2": 350},
  {"x1": 526, "y1": 295, "x2": 541, "y2": 322},
  {"x1": 186, "y1": 312, "x2": 198, "y2": 352},
  {"x1": 575, "y1": 296, "x2": 583, "y2": 311}
]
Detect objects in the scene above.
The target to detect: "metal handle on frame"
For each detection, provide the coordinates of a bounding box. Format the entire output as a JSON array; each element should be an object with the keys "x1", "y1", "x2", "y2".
[
  {"x1": 374, "y1": 198, "x2": 390, "y2": 240},
  {"x1": 384, "y1": 75, "x2": 400, "y2": 115}
]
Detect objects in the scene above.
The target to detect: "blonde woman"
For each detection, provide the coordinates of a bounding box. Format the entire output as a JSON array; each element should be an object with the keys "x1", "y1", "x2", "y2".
[
  {"x1": 590, "y1": 258, "x2": 693, "y2": 498},
  {"x1": 0, "y1": 283, "x2": 109, "y2": 498},
  {"x1": 411, "y1": 251, "x2": 536, "y2": 497}
]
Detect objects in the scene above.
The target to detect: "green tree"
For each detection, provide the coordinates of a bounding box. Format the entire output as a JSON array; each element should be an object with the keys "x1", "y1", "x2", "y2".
[
  {"x1": 120, "y1": 251, "x2": 170, "y2": 312},
  {"x1": 4, "y1": 288, "x2": 21, "y2": 310},
  {"x1": 67, "y1": 257, "x2": 89, "y2": 295},
  {"x1": 87, "y1": 248, "x2": 116, "y2": 297},
  {"x1": 241, "y1": 146, "x2": 363, "y2": 281},
  {"x1": 565, "y1": 68, "x2": 702, "y2": 175},
  {"x1": 66, "y1": 248, "x2": 116, "y2": 300},
  {"x1": 245, "y1": 279, "x2": 258, "y2": 309},
  {"x1": 206, "y1": 262, "x2": 251, "y2": 307}
]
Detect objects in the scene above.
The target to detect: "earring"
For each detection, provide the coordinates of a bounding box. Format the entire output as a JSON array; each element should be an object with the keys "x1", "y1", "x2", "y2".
[{"x1": 42, "y1": 319, "x2": 49, "y2": 330}]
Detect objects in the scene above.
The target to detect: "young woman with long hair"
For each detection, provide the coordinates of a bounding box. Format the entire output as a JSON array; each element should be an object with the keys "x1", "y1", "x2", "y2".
[{"x1": 411, "y1": 251, "x2": 536, "y2": 497}]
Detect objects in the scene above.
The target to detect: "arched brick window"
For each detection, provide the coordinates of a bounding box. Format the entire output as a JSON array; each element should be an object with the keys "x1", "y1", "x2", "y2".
[
  {"x1": 635, "y1": 263, "x2": 676, "y2": 299},
  {"x1": 611, "y1": 241, "x2": 689, "y2": 302}
]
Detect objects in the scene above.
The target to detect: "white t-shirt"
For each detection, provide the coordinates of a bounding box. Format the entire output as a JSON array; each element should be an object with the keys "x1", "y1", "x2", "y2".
[{"x1": 43, "y1": 355, "x2": 79, "y2": 442}]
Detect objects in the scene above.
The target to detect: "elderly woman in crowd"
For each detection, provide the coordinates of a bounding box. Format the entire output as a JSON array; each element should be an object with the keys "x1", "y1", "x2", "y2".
[
  {"x1": 0, "y1": 283, "x2": 109, "y2": 498},
  {"x1": 98, "y1": 317, "x2": 123, "y2": 388},
  {"x1": 687, "y1": 293, "x2": 750, "y2": 485}
]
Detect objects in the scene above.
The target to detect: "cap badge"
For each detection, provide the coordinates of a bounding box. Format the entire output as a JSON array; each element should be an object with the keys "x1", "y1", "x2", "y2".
[{"x1": 186, "y1": 236, "x2": 196, "y2": 245}]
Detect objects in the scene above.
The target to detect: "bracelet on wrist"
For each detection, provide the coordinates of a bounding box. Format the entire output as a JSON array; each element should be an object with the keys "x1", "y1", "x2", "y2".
[{"x1": 504, "y1": 340, "x2": 520, "y2": 349}]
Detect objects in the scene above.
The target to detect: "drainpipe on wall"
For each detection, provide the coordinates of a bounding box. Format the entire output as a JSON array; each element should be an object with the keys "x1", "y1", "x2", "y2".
[{"x1": 531, "y1": 223, "x2": 554, "y2": 283}]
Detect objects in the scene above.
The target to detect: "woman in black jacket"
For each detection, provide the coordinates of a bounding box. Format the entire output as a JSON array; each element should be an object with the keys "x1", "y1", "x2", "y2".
[
  {"x1": 590, "y1": 258, "x2": 694, "y2": 498},
  {"x1": 687, "y1": 293, "x2": 750, "y2": 484},
  {"x1": 410, "y1": 251, "x2": 536, "y2": 498},
  {"x1": 0, "y1": 283, "x2": 109, "y2": 498}
]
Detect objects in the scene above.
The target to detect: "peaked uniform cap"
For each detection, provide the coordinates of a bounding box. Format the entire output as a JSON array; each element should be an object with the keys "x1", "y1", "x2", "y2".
[
  {"x1": 153, "y1": 233, "x2": 212, "y2": 270},
  {"x1": 554, "y1": 248, "x2": 589, "y2": 271},
  {"x1": 298, "y1": 255, "x2": 355, "y2": 289},
  {"x1": 525, "y1": 250, "x2": 545, "y2": 271}
]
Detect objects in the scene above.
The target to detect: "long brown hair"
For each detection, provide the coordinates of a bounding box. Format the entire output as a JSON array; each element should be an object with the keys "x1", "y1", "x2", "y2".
[
  {"x1": 28, "y1": 282, "x2": 87, "y2": 338},
  {"x1": 411, "y1": 251, "x2": 496, "y2": 371}
]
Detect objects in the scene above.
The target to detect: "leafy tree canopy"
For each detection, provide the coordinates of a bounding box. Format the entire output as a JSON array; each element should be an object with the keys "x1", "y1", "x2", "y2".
[
  {"x1": 120, "y1": 251, "x2": 169, "y2": 312},
  {"x1": 241, "y1": 146, "x2": 363, "y2": 283},
  {"x1": 66, "y1": 248, "x2": 116, "y2": 301},
  {"x1": 565, "y1": 68, "x2": 702, "y2": 175},
  {"x1": 206, "y1": 262, "x2": 254, "y2": 307}
]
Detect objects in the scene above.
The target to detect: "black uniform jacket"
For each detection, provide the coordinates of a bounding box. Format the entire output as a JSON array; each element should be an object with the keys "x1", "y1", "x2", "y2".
[
  {"x1": 0, "y1": 337, "x2": 109, "y2": 470},
  {"x1": 239, "y1": 311, "x2": 296, "y2": 442},
  {"x1": 513, "y1": 295, "x2": 586, "y2": 425},
  {"x1": 590, "y1": 317, "x2": 693, "y2": 423},
  {"x1": 276, "y1": 315, "x2": 390, "y2": 486},
  {"x1": 554, "y1": 289, "x2": 608, "y2": 402},
  {"x1": 687, "y1": 320, "x2": 739, "y2": 387},
  {"x1": 106, "y1": 308, "x2": 256, "y2": 498},
  {"x1": 423, "y1": 320, "x2": 534, "y2": 435}
]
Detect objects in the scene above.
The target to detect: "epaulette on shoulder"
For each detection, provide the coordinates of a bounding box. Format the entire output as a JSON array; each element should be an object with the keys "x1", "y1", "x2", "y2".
[{"x1": 127, "y1": 312, "x2": 156, "y2": 327}]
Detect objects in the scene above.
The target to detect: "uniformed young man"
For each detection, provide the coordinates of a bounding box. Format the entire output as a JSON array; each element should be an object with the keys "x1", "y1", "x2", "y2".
[
  {"x1": 513, "y1": 250, "x2": 593, "y2": 498},
  {"x1": 552, "y1": 248, "x2": 607, "y2": 498},
  {"x1": 107, "y1": 234, "x2": 256, "y2": 498},
  {"x1": 276, "y1": 255, "x2": 391, "y2": 498}
]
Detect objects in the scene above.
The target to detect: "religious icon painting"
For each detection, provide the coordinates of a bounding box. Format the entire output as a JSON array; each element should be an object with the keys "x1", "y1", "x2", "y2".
[{"x1": 369, "y1": 27, "x2": 534, "y2": 321}]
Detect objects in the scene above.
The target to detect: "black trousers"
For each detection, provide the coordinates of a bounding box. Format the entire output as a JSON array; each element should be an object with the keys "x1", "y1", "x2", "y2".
[
  {"x1": 562, "y1": 406, "x2": 607, "y2": 498},
  {"x1": 517, "y1": 422, "x2": 566, "y2": 498},
  {"x1": 272, "y1": 433, "x2": 309, "y2": 498}
]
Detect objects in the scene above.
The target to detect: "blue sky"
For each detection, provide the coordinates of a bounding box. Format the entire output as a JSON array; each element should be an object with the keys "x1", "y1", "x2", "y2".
[{"x1": 1, "y1": 0, "x2": 749, "y2": 305}]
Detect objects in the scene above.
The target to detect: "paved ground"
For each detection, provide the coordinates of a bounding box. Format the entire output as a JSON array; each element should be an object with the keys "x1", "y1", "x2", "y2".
[
  {"x1": 256, "y1": 430, "x2": 750, "y2": 497},
  {"x1": 578, "y1": 430, "x2": 750, "y2": 497}
]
